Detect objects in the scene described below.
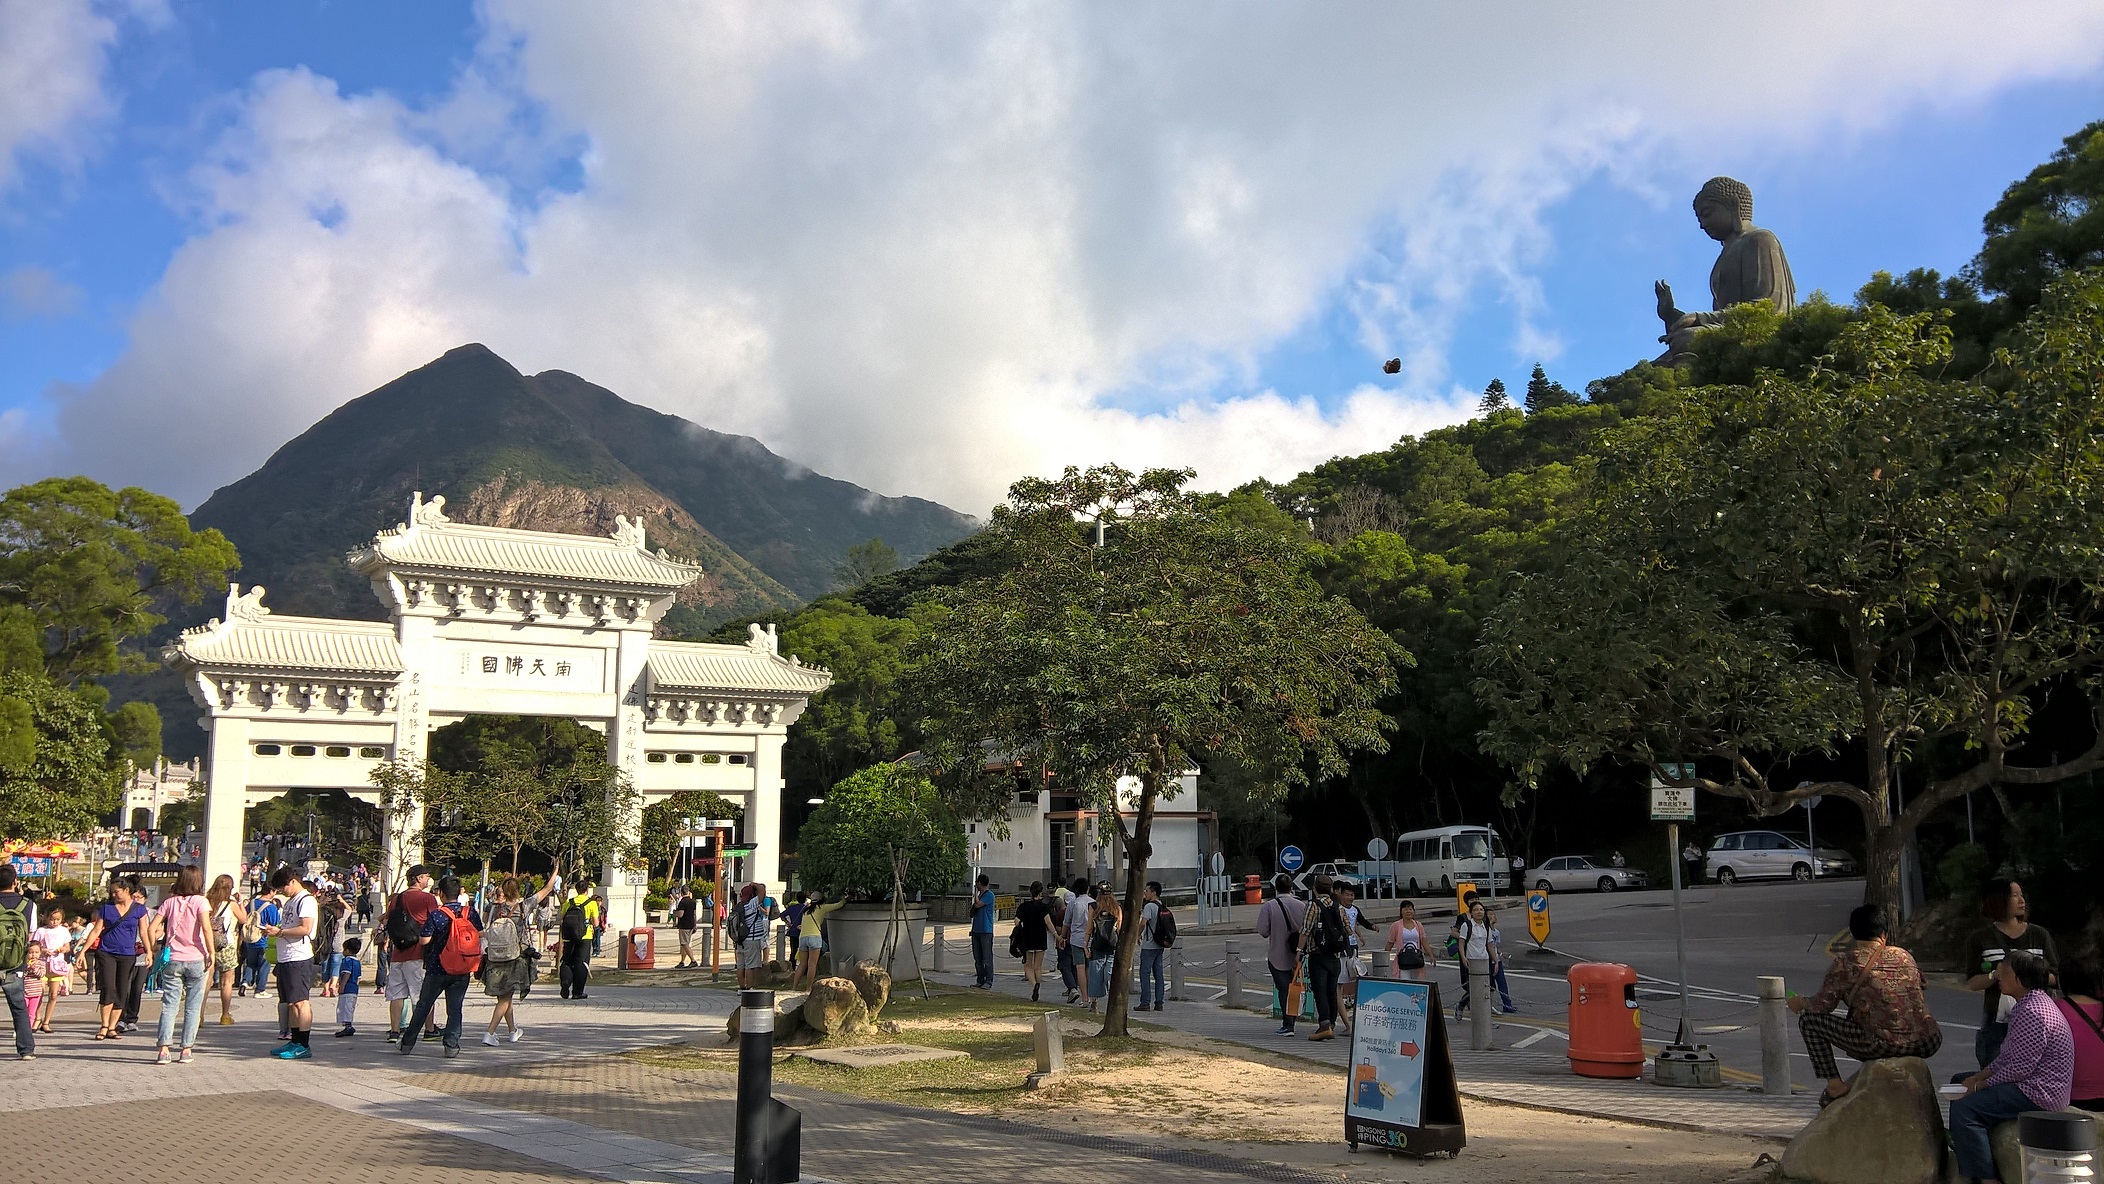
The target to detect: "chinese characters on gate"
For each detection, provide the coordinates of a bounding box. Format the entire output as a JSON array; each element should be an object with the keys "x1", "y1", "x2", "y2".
[{"x1": 480, "y1": 655, "x2": 572, "y2": 677}]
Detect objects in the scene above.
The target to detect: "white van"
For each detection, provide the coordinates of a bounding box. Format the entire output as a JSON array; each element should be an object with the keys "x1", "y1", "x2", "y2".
[{"x1": 1392, "y1": 825, "x2": 1512, "y2": 894}]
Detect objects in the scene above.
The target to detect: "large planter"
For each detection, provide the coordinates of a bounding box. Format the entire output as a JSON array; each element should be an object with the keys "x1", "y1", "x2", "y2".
[{"x1": 823, "y1": 903, "x2": 928, "y2": 982}]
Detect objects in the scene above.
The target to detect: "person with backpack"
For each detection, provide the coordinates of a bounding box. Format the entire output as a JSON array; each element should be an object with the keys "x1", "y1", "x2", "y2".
[
  {"x1": 1136, "y1": 881, "x2": 1170, "y2": 1012},
  {"x1": 206, "y1": 875, "x2": 248, "y2": 1026},
  {"x1": 733, "y1": 883, "x2": 771, "y2": 988},
  {"x1": 263, "y1": 866, "x2": 319, "y2": 1059},
  {"x1": 399, "y1": 874, "x2": 482, "y2": 1058},
  {"x1": 1056, "y1": 877, "x2": 1088, "y2": 1005},
  {"x1": 383, "y1": 865, "x2": 441, "y2": 1041},
  {"x1": 238, "y1": 889, "x2": 273, "y2": 998},
  {"x1": 482, "y1": 864, "x2": 559, "y2": 1045},
  {"x1": 333, "y1": 936, "x2": 364, "y2": 1037},
  {"x1": 150, "y1": 864, "x2": 217, "y2": 1065},
  {"x1": 1084, "y1": 884, "x2": 1121, "y2": 1014},
  {"x1": 1254, "y1": 873, "x2": 1307, "y2": 1037},
  {"x1": 0, "y1": 865, "x2": 37, "y2": 1059},
  {"x1": 1451, "y1": 894, "x2": 1492, "y2": 1020},
  {"x1": 559, "y1": 880, "x2": 598, "y2": 999},
  {"x1": 80, "y1": 873, "x2": 149, "y2": 1043},
  {"x1": 1297, "y1": 875, "x2": 1348, "y2": 1041}
]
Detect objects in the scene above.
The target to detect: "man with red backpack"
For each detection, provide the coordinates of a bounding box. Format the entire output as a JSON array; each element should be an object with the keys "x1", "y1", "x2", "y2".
[{"x1": 397, "y1": 874, "x2": 482, "y2": 1059}]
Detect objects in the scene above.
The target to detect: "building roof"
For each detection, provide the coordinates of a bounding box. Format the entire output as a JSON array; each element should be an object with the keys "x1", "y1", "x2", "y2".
[
  {"x1": 167, "y1": 586, "x2": 403, "y2": 676},
  {"x1": 345, "y1": 492, "x2": 701, "y2": 590},
  {"x1": 646, "y1": 634, "x2": 832, "y2": 696}
]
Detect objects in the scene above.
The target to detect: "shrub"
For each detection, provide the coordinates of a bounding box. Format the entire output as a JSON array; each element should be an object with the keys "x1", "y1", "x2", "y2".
[{"x1": 797, "y1": 764, "x2": 967, "y2": 898}]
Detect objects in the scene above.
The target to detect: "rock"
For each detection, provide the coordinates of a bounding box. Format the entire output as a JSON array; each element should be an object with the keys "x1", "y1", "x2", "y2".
[
  {"x1": 725, "y1": 991, "x2": 808, "y2": 1043},
  {"x1": 1777, "y1": 1058, "x2": 1945, "y2": 1184},
  {"x1": 877, "y1": 1019, "x2": 902, "y2": 1035},
  {"x1": 801, "y1": 976, "x2": 871, "y2": 1038},
  {"x1": 844, "y1": 959, "x2": 891, "y2": 1018}
]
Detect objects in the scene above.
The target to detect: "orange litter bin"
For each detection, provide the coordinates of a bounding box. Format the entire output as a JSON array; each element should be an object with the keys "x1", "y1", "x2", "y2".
[
  {"x1": 619, "y1": 926, "x2": 656, "y2": 970},
  {"x1": 1243, "y1": 874, "x2": 1263, "y2": 905},
  {"x1": 1567, "y1": 962, "x2": 1644, "y2": 1079}
]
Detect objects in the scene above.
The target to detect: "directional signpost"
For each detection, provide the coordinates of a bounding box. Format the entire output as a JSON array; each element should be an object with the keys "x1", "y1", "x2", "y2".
[
  {"x1": 1651, "y1": 764, "x2": 1719, "y2": 1084},
  {"x1": 1526, "y1": 890, "x2": 1550, "y2": 948},
  {"x1": 1279, "y1": 845, "x2": 1305, "y2": 875}
]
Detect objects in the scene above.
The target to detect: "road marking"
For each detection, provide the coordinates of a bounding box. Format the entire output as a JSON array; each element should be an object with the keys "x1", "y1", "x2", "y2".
[
  {"x1": 1696, "y1": 1025, "x2": 1743, "y2": 1034},
  {"x1": 1513, "y1": 1028, "x2": 1563, "y2": 1049}
]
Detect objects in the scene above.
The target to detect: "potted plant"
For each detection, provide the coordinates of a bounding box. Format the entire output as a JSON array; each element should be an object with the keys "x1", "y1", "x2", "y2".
[{"x1": 798, "y1": 764, "x2": 967, "y2": 980}]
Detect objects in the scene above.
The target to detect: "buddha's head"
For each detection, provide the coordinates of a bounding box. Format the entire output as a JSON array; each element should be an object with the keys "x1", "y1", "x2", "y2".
[{"x1": 1693, "y1": 176, "x2": 1753, "y2": 242}]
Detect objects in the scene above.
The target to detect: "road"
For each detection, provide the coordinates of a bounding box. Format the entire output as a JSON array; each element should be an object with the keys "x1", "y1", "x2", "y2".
[{"x1": 1161, "y1": 877, "x2": 1980, "y2": 1088}]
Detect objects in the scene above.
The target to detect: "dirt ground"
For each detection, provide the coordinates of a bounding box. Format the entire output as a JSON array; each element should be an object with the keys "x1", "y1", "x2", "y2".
[{"x1": 648, "y1": 994, "x2": 1783, "y2": 1183}]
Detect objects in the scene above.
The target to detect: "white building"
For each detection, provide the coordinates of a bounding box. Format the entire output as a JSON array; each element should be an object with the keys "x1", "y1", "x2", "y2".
[
  {"x1": 121, "y1": 757, "x2": 203, "y2": 832},
  {"x1": 164, "y1": 494, "x2": 831, "y2": 929},
  {"x1": 967, "y1": 768, "x2": 1218, "y2": 895}
]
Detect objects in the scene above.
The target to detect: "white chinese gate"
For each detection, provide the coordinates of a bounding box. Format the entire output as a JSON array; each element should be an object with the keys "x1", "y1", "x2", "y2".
[{"x1": 166, "y1": 494, "x2": 830, "y2": 930}]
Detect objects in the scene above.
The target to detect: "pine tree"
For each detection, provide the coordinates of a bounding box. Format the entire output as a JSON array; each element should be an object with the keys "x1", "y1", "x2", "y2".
[
  {"x1": 1523, "y1": 364, "x2": 1579, "y2": 413},
  {"x1": 1476, "y1": 378, "x2": 1509, "y2": 416}
]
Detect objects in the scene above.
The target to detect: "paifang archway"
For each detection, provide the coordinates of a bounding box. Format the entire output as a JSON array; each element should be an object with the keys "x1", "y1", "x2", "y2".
[{"x1": 166, "y1": 494, "x2": 831, "y2": 931}]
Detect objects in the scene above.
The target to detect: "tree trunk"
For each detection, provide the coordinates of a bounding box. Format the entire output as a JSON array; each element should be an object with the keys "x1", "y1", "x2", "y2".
[
  {"x1": 1100, "y1": 762, "x2": 1162, "y2": 1038},
  {"x1": 1862, "y1": 824, "x2": 1904, "y2": 922}
]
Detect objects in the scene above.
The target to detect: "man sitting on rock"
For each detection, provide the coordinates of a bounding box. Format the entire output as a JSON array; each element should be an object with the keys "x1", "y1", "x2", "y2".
[
  {"x1": 1951, "y1": 950, "x2": 2074, "y2": 1184},
  {"x1": 1789, "y1": 905, "x2": 1943, "y2": 1106}
]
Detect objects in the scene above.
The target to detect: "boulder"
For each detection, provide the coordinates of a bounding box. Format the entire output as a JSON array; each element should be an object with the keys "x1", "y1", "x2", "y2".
[
  {"x1": 801, "y1": 976, "x2": 871, "y2": 1038},
  {"x1": 1777, "y1": 1058, "x2": 1945, "y2": 1184},
  {"x1": 844, "y1": 959, "x2": 892, "y2": 1018},
  {"x1": 725, "y1": 991, "x2": 809, "y2": 1044}
]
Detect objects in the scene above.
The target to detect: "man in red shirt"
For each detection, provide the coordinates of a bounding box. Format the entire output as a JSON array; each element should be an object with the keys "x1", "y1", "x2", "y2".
[{"x1": 383, "y1": 865, "x2": 440, "y2": 1042}]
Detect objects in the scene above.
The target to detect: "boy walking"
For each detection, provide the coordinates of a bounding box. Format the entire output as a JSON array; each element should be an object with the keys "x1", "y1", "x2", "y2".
[{"x1": 334, "y1": 937, "x2": 364, "y2": 1037}]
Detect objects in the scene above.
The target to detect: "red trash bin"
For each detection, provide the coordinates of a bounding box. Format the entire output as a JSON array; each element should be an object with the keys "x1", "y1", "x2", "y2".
[
  {"x1": 1567, "y1": 962, "x2": 1643, "y2": 1078},
  {"x1": 1243, "y1": 874, "x2": 1263, "y2": 905},
  {"x1": 619, "y1": 926, "x2": 656, "y2": 970}
]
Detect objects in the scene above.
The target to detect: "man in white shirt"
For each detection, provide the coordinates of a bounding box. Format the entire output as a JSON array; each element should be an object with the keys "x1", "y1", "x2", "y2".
[{"x1": 264, "y1": 866, "x2": 318, "y2": 1060}]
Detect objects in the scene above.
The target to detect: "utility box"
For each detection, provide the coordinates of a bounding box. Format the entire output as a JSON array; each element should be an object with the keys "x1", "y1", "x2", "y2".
[
  {"x1": 1567, "y1": 962, "x2": 1644, "y2": 1079},
  {"x1": 619, "y1": 926, "x2": 656, "y2": 970}
]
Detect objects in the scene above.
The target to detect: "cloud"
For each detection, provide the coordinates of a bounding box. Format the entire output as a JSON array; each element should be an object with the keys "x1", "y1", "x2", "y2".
[
  {"x1": 0, "y1": 265, "x2": 84, "y2": 319},
  {"x1": 0, "y1": 0, "x2": 162, "y2": 191},
  {"x1": 21, "y1": 3, "x2": 2104, "y2": 514}
]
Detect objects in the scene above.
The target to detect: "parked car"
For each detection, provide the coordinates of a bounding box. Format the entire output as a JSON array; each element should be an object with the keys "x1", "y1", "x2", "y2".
[
  {"x1": 1704, "y1": 830, "x2": 1858, "y2": 884},
  {"x1": 1294, "y1": 860, "x2": 1365, "y2": 895},
  {"x1": 1530, "y1": 856, "x2": 1649, "y2": 893}
]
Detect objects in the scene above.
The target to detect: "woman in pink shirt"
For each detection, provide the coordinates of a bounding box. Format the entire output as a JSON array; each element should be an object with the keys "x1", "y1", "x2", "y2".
[
  {"x1": 152, "y1": 865, "x2": 218, "y2": 1065},
  {"x1": 2057, "y1": 954, "x2": 2104, "y2": 1112}
]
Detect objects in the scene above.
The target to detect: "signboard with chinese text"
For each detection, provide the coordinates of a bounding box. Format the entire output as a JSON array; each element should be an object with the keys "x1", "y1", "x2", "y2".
[
  {"x1": 1342, "y1": 978, "x2": 1465, "y2": 1156},
  {"x1": 435, "y1": 640, "x2": 606, "y2": 691}
]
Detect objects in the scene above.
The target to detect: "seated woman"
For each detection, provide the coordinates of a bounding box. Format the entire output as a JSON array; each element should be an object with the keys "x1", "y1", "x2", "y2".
[
  {"x1": 2055, "y1": 953, "x2": 2104, "y2": 1112},
  {"x1": 1788, "y1": 905, "x2": 1943, "y2": 1106},
  {"x1": 1951, "y1": 951, "x2": 2075, "y2": 1184}
]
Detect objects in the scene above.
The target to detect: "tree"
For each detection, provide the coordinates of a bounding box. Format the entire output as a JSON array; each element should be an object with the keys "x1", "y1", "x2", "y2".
[
  {"x1": 1475, "y1": 277, "x2": 2104, "y2": 915},
  {"x1": 779, "y1": 597, "x2": 921, "y2": 791},
  {"x1": 797, "y1": 764, "x2": 965, "y2": 897},
  {"x1": 1522, "y1": 364, "x2": 1580, "y2": 413},
  {"x1": 1477, "y1": 378, "x2": 1510, "y2": 416},
  {"x1": 0, "y1": 670, "x2": 117, "y2": 840},
  {"x1": 903, "y1": 464, "x2": 1402, "y2": 1035},
  {"x1": 539, "y1": 751, "x2": 643, "y2": 881},
  {"x1": 833, "y1": 537, "x2": 901, "y2": 590},
  {"x1": 1974, "y1": 119, "x2": 2104, "y2": 312},
  {"x1": 641, "y1": 790, "x2": 744, "y2": 879}
]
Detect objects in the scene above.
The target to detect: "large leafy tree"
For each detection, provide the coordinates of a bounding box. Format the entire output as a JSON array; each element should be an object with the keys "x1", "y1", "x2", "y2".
[
  {"x1": 0, "y1": 671, "x2": 119, "y2": 840},
  {"x1": 903, "y1": 464, "x2": 1402, "y2": 1035},
  {"x1": 1974, "y1": 119, "x2": 2104, "y2": 311},
  {"x1": 1476, "y1": 276, "x2": 2104, "y2": 914},
  {"x1": 797, "y1": 764, "x2": 965, "y2": 897}
]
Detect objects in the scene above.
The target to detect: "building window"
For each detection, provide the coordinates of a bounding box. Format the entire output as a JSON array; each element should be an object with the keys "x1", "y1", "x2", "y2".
[
  {"x1": 646, "y1": 753, "x2": 668, "y2": 764},
  {"x1": 674, "y1": 753, "x2": 695, "y2": 764},
  {"x1": 699, "y1": 754, "x2": 722, "y2": 765},
  {"x1": 290, "y1": 745, "x2": 317, "y2": 757},
  {"x1": 254, "y1": 744, "x2": 282, "y2": 756},
  {"x1": 728, "y1": 754, "x2": 748, "y2": 765},
  {"x1": 359, "y1": 746, "x2": 385, "y2": 759},
  {"x1": 325, "y1": 745, "x2": 351, "y2": 758}
]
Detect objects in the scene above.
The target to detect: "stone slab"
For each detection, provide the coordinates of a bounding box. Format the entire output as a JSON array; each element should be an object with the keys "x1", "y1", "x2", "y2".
[{"x1": 793, "y1": 1042, "x2": 968, "y2": 1068}]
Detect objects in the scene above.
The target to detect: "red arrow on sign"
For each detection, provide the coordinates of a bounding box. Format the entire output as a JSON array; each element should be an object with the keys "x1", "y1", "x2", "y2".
[{"x1": 1397, "y1": 1041, "x2": 1420, "y2": 1058}]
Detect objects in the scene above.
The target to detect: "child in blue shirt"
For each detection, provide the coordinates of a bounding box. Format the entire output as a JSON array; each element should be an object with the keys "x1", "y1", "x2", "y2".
[{"x1": 333, "y1": 936, "x2": 363, "y2": 1037}]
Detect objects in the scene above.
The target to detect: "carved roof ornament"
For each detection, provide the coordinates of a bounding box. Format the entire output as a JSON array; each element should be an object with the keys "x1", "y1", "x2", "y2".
[
  {"x1": 410, "y1": 491, "x2": 452, "y2": 528},
  {"x1": 611, "y1": 515, "x2": 646, "y2": 548},
  {"x1": 747, "y1": 622, "x2": 779, "y2": 656},
  {"x1": 227, "y1": 583, "x2": 271, "y2": 623}
]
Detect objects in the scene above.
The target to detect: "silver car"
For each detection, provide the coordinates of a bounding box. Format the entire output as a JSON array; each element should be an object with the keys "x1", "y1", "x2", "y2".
[
  {"x1": 1530, "y1": 855, "x2": 1649, "y2": 893},
  {"x1": 1704, "y1": 830, "x2": 1858, "y2": 884}
]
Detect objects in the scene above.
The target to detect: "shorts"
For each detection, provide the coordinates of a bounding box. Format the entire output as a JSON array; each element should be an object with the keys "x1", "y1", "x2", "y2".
[
  {"x1": 735, "y1": 939, "x2": 766, "y2": 970},
  {"x1": 676, "y1": 929, "x2": 696, "y2": 952},
  {"x1": 1087, "y1": 956, "x2": 1113, "y2": 999},
  {"x1": 275, "y1": 958, "x2": 315, "y2": 1005},
  {"x1": 1341, "y1": 952, "x2": 1362, "y2": 982},
  {"x1": 385, "y1": 958, "x2": 426, "y2": 1003},
  {"x1": 798, "y1": 935, "x2": 824, "y2": 951},
  {"x1": 335, "y1": 992, "x2": 358, "y2": 1026}
]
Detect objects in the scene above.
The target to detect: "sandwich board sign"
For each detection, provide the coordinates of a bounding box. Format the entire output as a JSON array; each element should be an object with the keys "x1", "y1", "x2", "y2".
[{"x1": 1343, "y1": 978, "x2": 1465, "y2": 1156}]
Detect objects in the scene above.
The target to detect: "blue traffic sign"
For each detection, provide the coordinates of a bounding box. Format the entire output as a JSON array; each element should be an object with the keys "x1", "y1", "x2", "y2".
[{"x1": 1279, "y1": 845, "x2": 1305, "y2": 872}]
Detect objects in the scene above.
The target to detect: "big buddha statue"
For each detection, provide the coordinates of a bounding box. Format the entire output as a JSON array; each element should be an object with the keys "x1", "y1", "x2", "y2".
[{"x1": 1653, "y1": 176, "x2": 1795, "y2": 365}]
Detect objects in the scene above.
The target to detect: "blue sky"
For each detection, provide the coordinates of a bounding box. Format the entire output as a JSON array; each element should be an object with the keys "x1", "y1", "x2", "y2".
[{"x1": 3, "y1": 3, "x2": 2102, "y2": 513}]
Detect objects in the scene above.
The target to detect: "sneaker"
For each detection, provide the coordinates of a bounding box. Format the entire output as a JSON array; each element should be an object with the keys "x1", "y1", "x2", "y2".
[
  {"x1": 397, "y1": 1040, "x2": 416, "y2": 1055},
  {"x1": 1275, "y1": 1026, "x2": 1296, "y2": 1036},
  {"x1": 154, "y1": 1050, "x2": 172, "y2": 1065},
  {"x1": 444, "y1": 1045, "x2": 459, "y2": 1059},
  {"x1": 334, "y1": 1026, "x2": 356, "y2": 1038},
  {"x1": 17, "y1": 1052, "x2": 34, "y2": 1061},
  {"x1": 481, "y1": 1032, "x2": 501, "y2": 1047},
  {"x1": 383, "y1": 1029, "x2": 402, "y2": 1042},
  {"x1": 279, "y1": 1044, "x2": 312, "y2": 1060},
  {"x1": 1309, "y1": 1026, "x2": 1335, "y2": 1042},
  {"x1": 508, "y1": 1027, "x2": 523, "y2": 1044},
  {"x1": 177, "y1": 1049, "x2": 194, "y2": 1064}
]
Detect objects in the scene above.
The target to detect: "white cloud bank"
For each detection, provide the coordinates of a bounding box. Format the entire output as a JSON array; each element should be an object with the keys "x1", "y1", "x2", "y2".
[{"x1": 14, "y1": 2, "x2": 2104, "y2": 513}]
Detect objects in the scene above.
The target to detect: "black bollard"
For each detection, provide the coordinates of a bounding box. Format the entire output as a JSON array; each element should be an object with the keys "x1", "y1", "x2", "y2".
[{"x1": 734, "y1": 989, "x2": 801, "y2": 1184}]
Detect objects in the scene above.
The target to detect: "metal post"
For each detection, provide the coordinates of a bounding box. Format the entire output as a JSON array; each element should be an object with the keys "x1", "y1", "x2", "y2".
[
  {"x1": 1224, "y1": 939, "x2": 1243, "y2": 1010},
  {"x1": 1806, "y1": 800, "x2": 1818, "y2": 878},
  {"x1": 1169, "y1": 946, "x2": 1187, "y2": 1002},
  {"x1": 931, "y1": 921, "x2": 945, "y2": 973},
  {"x1": 1757, "y1": 976, "x2": 1791, "y2": 1096},
  {"x1": 1468, "y1": 957, "x2": 1492, "y2": 1050},
  {"x1": 734, "y1": 988, "x2": 800, "y2": 1184},
  {"x1": 1668, "y1": 822, "x2": 1691, "y2": 1041},
  {"x1": 1372, "y1": 949, "x2": 1392, "y2": 980},
  {"x1": 774, "y1": 921, "x2": 787, "y2": 965}
]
